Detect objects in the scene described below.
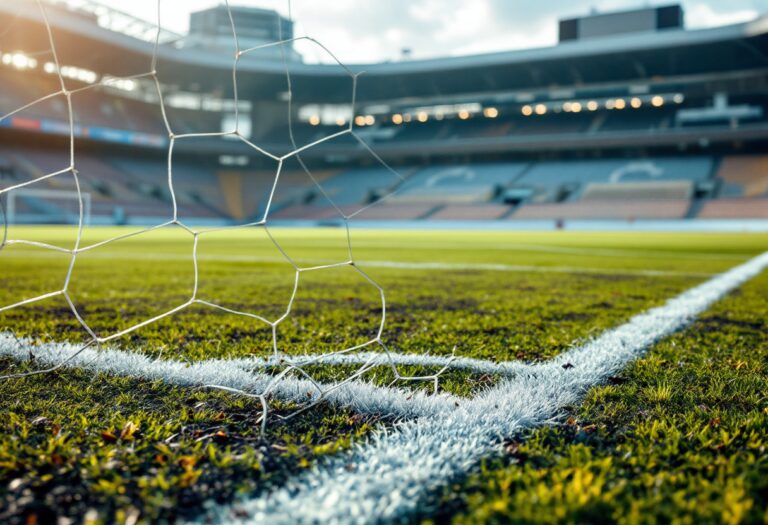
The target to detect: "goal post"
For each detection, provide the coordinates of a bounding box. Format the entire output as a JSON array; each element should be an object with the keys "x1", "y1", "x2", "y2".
[{"x1": 5, "y1": 188, "x2": 91, "y2": 225}]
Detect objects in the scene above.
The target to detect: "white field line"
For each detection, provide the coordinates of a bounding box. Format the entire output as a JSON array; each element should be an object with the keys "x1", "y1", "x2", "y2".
[
  {"x1": 200, "y1": 251, "x2": 768, "y2": 524},
  {"x1": 237, "y1": 352, "x2": 529, "y2": 377},
  {"x1": 4, "y1": 248, "x2": 712, "y2": 278},
  {"x1": 341, "y1": 240, "x2": 751, "y2": 261},
  {"x1": 0, "y1": 336, "x2": 461, "y2": 419}
]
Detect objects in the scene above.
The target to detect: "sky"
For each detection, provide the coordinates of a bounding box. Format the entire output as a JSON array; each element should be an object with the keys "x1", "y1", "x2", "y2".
[{"x1": 98, "y1": 0, "x2": 768, "y2": 63}]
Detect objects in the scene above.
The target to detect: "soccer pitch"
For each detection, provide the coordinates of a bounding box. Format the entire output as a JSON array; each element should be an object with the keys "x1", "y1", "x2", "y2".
[{"x1": 1, "y1": 227, "x2": 767, "y2": 524}]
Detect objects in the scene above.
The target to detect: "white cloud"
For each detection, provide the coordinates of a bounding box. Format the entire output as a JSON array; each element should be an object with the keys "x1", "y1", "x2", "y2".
[
  {"x1": 95, "y1": 0, "x2": 765, "y2": 64},
  {"x1": 686, "y1": 4, "x2": 759, "y2": 27}
]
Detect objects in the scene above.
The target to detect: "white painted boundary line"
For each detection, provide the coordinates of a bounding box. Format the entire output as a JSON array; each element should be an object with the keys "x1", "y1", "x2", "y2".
[
  {"x1": 4, "y1": 249, "x2": 713, "y2": 278},
  {"x1": 0, "y1": 336, "x2": 460, "y2": 419},
  {"x1": 236, "y1": 351, "x2": 529, "y2": 377},
  {"x1": 203, "y1": 251, "x2": 768, "y2": 524}
]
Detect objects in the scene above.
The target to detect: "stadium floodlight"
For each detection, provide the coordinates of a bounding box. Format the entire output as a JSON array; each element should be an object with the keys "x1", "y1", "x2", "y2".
[{"x1": 0, "y1": 0, "x2": 447, "y2": 429}]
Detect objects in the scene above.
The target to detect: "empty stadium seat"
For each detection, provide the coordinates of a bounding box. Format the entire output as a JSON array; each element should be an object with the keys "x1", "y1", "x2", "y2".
[
  {"x1": 391, "y1": 163, "x2": 528, "y2": 204},
  {"x1": 429, "y1": 204, "x2": 512, "y2": 220},
  {"x1": 697, "y1": 198, "x2": 768, "y2": 219},
  {"x1": 716, "y1": 156, "x2": 768, "y2": 198},
  {"x1": 511, "y1": 157, "x2": 713, "y2": 203},
  {"x1": 511, "y1": 200, "x2": 691, "y2": 220},
  {"x1": 581, "y1": 181, "x2": 694, "y2": 200}
]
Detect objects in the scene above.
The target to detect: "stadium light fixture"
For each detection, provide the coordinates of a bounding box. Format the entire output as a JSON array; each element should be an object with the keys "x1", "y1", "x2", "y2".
[
  {"x1": 673, "y1": 94, "x2": 685, "y2": 104},
  {"x1": 336, "y1": 117, "x2": 346, "y2": 126},
  {"x1": 521, "y1": 105, "x2": 533, "y2": 116},
  {"x1": 562, "y1": 102, "x2": 572, "y2": 112},
  {"x1": 571, "y1": 102, "x2": 582, "y2": 113},
  {"x1": 631, "y1": 97, "x2": 643, "y2": 109},
  {"x1": 309, "y1": 116, "x2": 321, "y2": 126},
  {"x1": 392, "y1": 114, "x2": 404, "y2": 125},
  {"x1": 534, "y1": 104, "x2": 547, "y2": 115},
  {"x1": 417, "y1": 112, "x2": 429, "y2": 123},
  {"x1": 354, "y1": 115, "x2": 367, "y2": 126},
  {"x1": 614, "y1": 98, "x2": 627, "y2": 110},
  {"x1": 605, "y1": 99, "x2": 616, "y2": 110},
  {"x1": 458, "y1": 110, "x2": 471, "y2": 120},
  {"x1": 483, "y1": 107, "x2": 499, "y2": 119},
  {"x1": 2, "y1": 52, "x2": 37, "y2": 70},
  {"x1": 102, "y1": 76, "x2": 137, "y2": 92},
  {"x1": 403, "y1": 114, "x2": 413, "y2": 123},
  {"x1": 652, "y1": 95, "x2": 665, "y2": 107},
  {"x1": 587, "y1": 101, "x2": 599, "y2": 111}
]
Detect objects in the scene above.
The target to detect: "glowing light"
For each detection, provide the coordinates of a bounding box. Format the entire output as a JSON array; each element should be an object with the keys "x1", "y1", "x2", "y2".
[
  {"x1": 630, "y1": 97, "x2": 642, "y2": 109},
  {"x1": 403, "y1": 114, "x2": 413, "y2": 123},
  {"x1": 521, "y1": 105, "x2": 533, "y2": 116},
  {"x1": 651, "y1": 95, "x2": 665, "y2": 107},
  {"x1": 458, "y1": 110, "x2": 470, "y2": 120},
  {"x1": 483, "y1": 107, "x2": 499, "y2": 118},
  {"x1": 673, "y1": 94, "x2": 685, "y2": 104},
  {"x1": 587, "y1": 101, "x2": 599, "y2": 111},
  {"x1": 614, "y1": 98, "x2": 627, "y2": 110},
  {"x1": 417, "y1": 112, "x2": 428, "y2": 123},
  {"x1": 365, "y1": 115, "x2": 375, "y2": 126},
  {"x1": 571, "y1": 102, "x2": 582, "y2": 113},
  {"x1": 354, "y1": 116, "x2": 366, "y2": 126},
  {"x1": 2, "y1": 52, "x2": 37, "y2": 70},
  {"x1": 309, "y1": 115, "x2": 320, "y2": 126},
  {"x1": 534, "y1": 104, "x2": 547, "y2": 115},
  {"x1": 336, "y1": 117, "x2": 346, "y2": 126},
  {"x1": 562, "y1": 102, "x2": 572, "y2": 112},
  {"x1": 605, "y1": 99, "x2": 616, "y2": 110},
  {"x1": 392, "y1": 114, "x2": 403, "y2": 125}
]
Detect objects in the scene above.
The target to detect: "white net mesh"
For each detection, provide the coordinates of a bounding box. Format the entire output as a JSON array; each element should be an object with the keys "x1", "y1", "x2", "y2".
[{"x1": 0, "y1": 0, "x2": 449, "y2": 429}]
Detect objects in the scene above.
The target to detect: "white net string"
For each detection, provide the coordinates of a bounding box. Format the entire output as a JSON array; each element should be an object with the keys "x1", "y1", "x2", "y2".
[{"x1": 0, "y1": 0, "x2": 451, "y2": 429}]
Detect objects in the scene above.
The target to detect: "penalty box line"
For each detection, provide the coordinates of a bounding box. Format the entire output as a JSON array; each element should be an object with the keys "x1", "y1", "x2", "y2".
[
  {"x1": 198, "y1": 250, "x2": 768, "y2": 524},
  {"x1": 0, "y1": 337, "x2": 463, "y2": 419}
]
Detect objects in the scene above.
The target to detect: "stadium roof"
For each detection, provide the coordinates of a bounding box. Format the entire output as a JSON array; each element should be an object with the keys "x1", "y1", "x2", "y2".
[{"x1": 1, "y1": 0, "x2": 767, "y2": 103}]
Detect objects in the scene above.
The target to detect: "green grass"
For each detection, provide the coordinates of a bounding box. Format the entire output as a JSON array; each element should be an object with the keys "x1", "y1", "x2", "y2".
[
  {"x1": 433, "y1": 272, "x2": 768, "y2": 525},
  {"x1": 1, "y1": 226, "x2": 766, "y2": 524}
]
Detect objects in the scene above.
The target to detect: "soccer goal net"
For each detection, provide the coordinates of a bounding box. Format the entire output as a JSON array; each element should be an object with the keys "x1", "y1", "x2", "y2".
[{"x1": 0, "y1": 0, "x2": 450, "y2": 428}]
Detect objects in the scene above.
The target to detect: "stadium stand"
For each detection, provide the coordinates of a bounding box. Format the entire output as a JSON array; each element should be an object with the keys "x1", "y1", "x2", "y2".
[
  {"x1": 715, "y1": 156, "x2": 768, "y2": 198},
  {"x1": 392, "y1": 164, "x2": 528, "y2": 204},
  {"x1": 507, "y1": 158, "x2": 713, "y2": 204},
  {"x1": 429, "y1": 204, "x2": 513, "y2": 221},
  {"x1": 310, "y1": 166, "x2": 404, "y2": 206},
  {"x1": 1, "y1": 1, "x2": 767, "y2": 226},
  {"x1": 581, "y1": 181, "x2": 694, "y2": 201},
  {"x1": 511, "y1": 200, "x2": 691, "y2": 220},
  {"x1": 698, "y1": 198, "x2": 768, "y2": 219}
]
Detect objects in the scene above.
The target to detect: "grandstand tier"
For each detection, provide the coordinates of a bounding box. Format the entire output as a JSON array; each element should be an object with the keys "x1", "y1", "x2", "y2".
[{"x1": 1, "y1": 1, "x2": 767, "y2": 226}]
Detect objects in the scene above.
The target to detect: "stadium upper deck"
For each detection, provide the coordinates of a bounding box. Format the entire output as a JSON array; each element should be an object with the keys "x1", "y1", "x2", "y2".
[
  {"x1": 2, "y1": 0, "x2": 767, "y2": 100},
  {"x1": 1, "y1": 1, "x2": 767, "y2": 227}
]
